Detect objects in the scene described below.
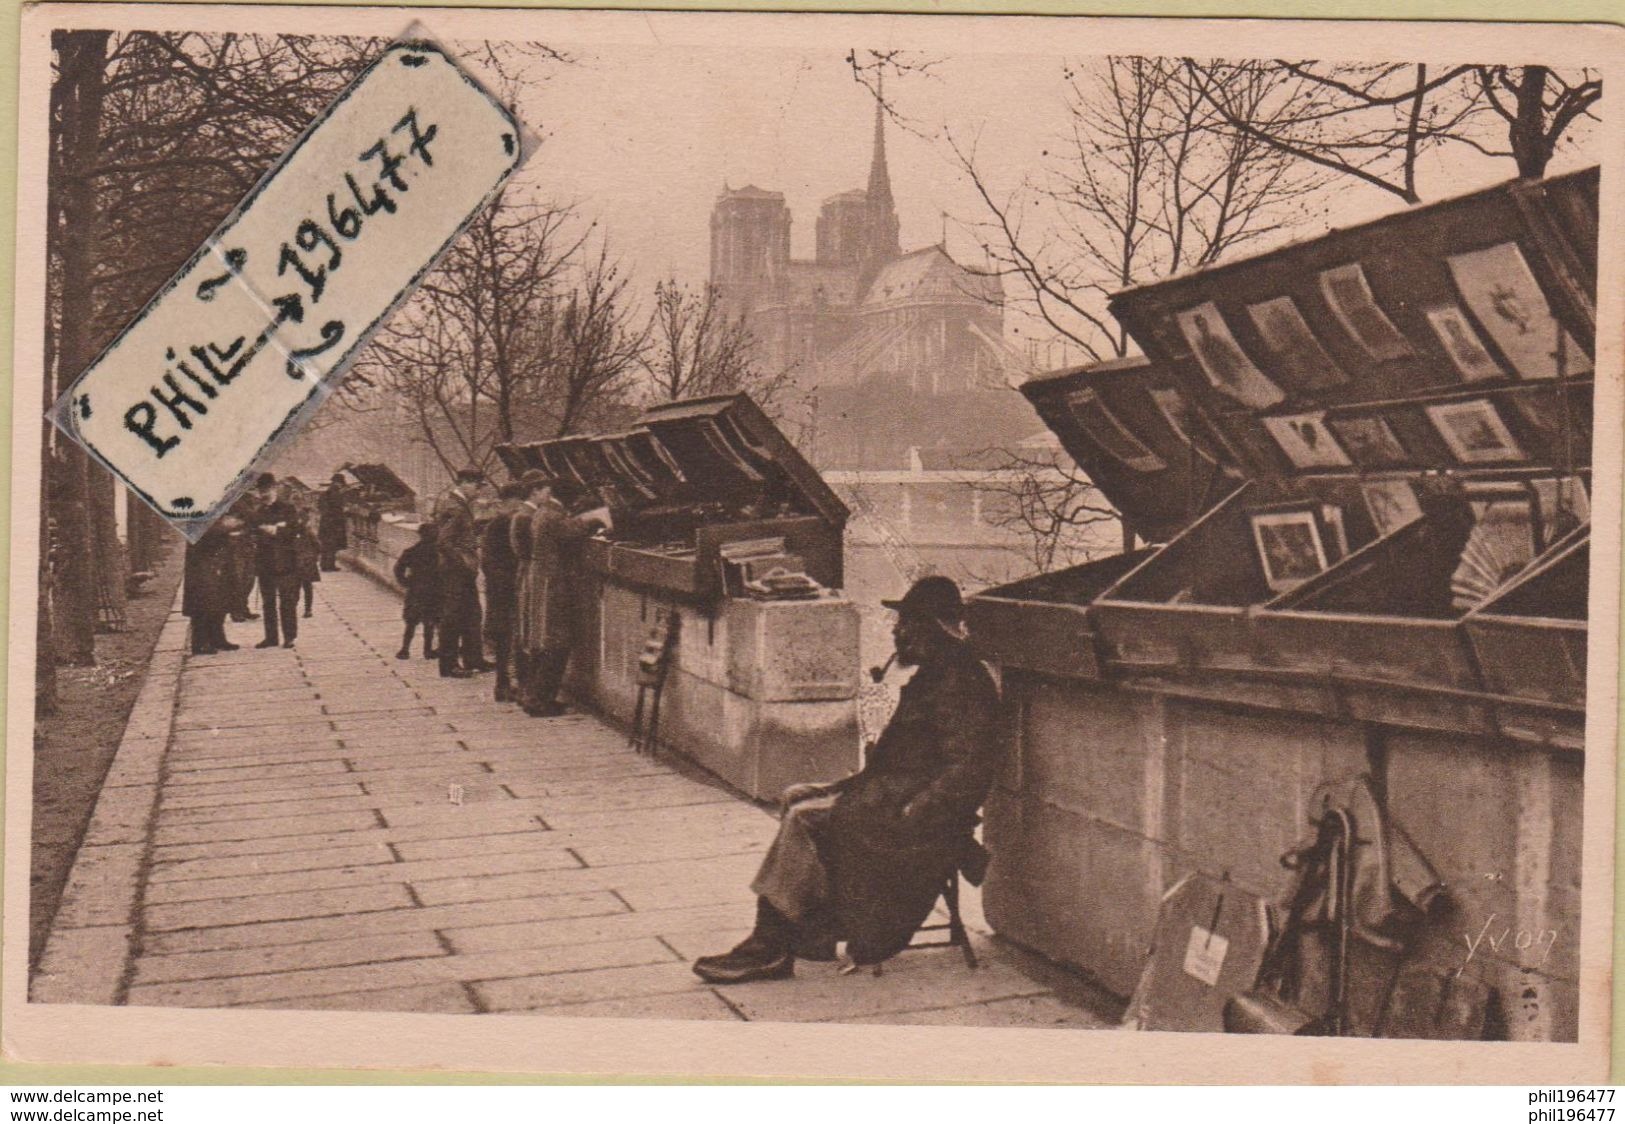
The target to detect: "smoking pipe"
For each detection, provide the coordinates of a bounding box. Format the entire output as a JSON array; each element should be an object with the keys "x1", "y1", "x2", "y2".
[{"x1": 869, "y1": 653, "x2": 896, "y2": 683}]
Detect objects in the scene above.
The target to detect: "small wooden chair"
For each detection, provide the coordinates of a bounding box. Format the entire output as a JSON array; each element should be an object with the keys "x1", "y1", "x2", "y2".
[{"x1": 904, "y1": 868, "x2": 978, "y2": 969}]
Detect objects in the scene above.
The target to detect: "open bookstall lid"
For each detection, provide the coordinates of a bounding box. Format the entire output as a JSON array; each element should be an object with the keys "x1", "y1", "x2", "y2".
[
  {"x1": 341, "y1": 462, "x2": 414, "y2": 498},
  {"x1": 1019, "y1": 356, "x2": 1237, "y2": 543},
  {"x1": 638, "y1": 393, "x2": 848, "y2": 527},
  {"x1": 1102, "y1": 167, "x2": 1597, "y2": 483}
]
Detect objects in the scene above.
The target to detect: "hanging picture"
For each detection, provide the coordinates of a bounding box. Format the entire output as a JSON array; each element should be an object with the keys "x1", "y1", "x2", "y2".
[
  {"x1": 1362, "y1": 478, "x2": 1424, "y2": 536},
  {"x1": 1423, "y1": 302, "x2": 1505, "y2": 382},
  {"x1": 1317, "y1": 263, "x2": 1412, "y2": 361},
  {"x1": 1250, "y1": 508, "x2": 1330, "y2": 592},
  {"x1": 1174, "y1": 302, "x2": 1285, "y2": 409},
  {"x1": 1530, "y1": 476, "x2": 1591, "y2": 547},
  {"x1": 1326, "y1": 414, "x2": 1410, "y2": 468},
  {"x1": 1247, "y1": 296, "x2": 1346, "y2": 389},
  {"x1": 1064, "y1": 387, "x2": 1167, "y2": 473},
  {"x1": 1445, "y1": 242, "x2": 1592, "y2": 380},
  {"x1": 1426, "y1": 399, "x2": 1526, "y2": 464},
  {"x1": 1260, "y1": 411, "x2": 1354, "y2": 469},
  {"x1": 1147, "y1": 387, "x2": 1220, "y2": 464}
]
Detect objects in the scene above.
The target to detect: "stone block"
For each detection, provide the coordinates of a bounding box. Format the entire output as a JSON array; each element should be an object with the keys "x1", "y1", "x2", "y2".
[{"x1": 723, "y1": 597, "x2": 860, "y2": 702}]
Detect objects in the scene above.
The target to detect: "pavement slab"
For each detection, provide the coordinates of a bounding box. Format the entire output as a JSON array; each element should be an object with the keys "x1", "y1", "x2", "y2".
[{"x1": 36, "y1": 568, "x2": 1112, "y2": 1031}]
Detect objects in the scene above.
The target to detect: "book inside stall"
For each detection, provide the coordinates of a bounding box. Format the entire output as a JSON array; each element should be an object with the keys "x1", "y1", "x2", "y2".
[{"x1": 967, "y1": 168, "x2": 1596, "y2": 1039}]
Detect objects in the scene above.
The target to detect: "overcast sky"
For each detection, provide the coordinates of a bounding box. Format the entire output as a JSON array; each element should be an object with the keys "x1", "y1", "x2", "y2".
[{"x1": 485, "y1": 44, "x2": 1600, "y2": 348}]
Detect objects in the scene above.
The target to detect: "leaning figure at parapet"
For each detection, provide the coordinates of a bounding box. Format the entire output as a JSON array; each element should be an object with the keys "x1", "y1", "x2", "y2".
[{"x1": 692, "y1": 576, "x2": 1003, "y2": 983}]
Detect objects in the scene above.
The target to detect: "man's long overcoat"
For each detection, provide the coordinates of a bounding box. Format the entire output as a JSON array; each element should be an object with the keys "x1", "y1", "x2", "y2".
[
  {"x1": 513, "y1": 497, "x2": 595, "y2": 654},
  {"x1": 182, "y1": 520, "x2": 237, "y2": 617},
  {"x1": 824, "y1": 642, "x2": 1003, "y2": 963}
]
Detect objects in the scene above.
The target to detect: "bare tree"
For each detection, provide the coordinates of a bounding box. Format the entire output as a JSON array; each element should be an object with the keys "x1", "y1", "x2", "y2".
[
  {"x1": 547, "y1": 243, "x2": 650, "y2": 438},
  {"x1": 1182, "y1": 60, "x2": 1601, "y2": 204},
  {"x1": 953, "y1": 56, "x2": 1320, "y2": 364},
  {"x1": 641, "y1": 279, "x2": 795, "y2": 415},
  {"x1": 363, "y1": 189, "x2": 583, "y2": 468},
  {"x1": 964, "y1": 446, "x2": 1122, "y2": 576}
]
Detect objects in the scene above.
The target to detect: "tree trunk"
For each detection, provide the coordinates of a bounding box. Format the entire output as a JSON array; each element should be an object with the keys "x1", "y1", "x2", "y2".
[
  {"x1": 1511, "y1": 65, "x2": 1552, "y2": 179},
  {"x1": 47, "y1": 30, "x2": 111, "y2": 663}
]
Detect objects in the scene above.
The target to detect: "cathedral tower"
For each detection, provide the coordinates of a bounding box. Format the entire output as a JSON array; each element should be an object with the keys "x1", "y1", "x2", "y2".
[{"x1": 709, "y1": 185, "x2": 791, "y2": 318}]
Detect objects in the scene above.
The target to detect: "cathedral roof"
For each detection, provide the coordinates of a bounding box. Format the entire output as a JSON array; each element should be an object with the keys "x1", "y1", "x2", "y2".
[{"x1": 860, "y1": 245, "x2": 1003, "y2": 309}]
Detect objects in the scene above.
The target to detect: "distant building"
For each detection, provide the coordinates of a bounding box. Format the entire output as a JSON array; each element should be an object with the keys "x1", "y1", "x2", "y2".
[{"x1": 709, "y1": 98, "x2": 1094, "y2": 591}]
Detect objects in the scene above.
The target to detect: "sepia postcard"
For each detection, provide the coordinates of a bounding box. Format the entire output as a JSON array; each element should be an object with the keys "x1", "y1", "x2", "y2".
[{"x1": 3, "y1": 3, "x2": 1621, "y2": 1083}]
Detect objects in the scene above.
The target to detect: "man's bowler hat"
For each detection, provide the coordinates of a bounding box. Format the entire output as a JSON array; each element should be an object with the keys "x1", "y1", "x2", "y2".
[
  {"x1": 518, "y1": 469, "x2": 551, "y2": 493},
  {"x1": 255, "y1": 472, "x2": 277, "y2": 489},
  {"x1": 881, "y1": 575, "x2": 964, "y2": 623}
]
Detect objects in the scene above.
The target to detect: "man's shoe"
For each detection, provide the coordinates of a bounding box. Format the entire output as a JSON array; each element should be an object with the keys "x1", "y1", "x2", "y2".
[
  {"x1": 282, "y1": 639, "x2": 296, "y2": 648},
  {"x1": 243, "y1": 612, "x2": 261, "y2": 621},
  {"x1": 692, "y1": 939, "x2": 794, "y2": 985},
  {"x1": 396, "y1": 648, "x2": 411, "y2": 660},
  {"x1": 524, "y1": 702, "x2": 567, "y2": 718},
  {"x1": 465, "y1": 661, "x2": 494, "y2": 674},
  {"x1": 303, "y1": 610, "x2": 313, "y2": 618},
  {"x1": 254, "y1": 639, "x2": 278, "y2": 649},
  {"x1": 440, "y1": 668, "x2": 473, "y2": 679},
  {"x1": 218, "y1": 642, "x2": 240, "y2": 652}
]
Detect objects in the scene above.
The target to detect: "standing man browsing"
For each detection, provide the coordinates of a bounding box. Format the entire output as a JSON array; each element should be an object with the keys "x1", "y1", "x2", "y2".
[
  {"x1": 433, "y1": 466, "x2": 491, "y2": 679},
  {"x1": 692, "y1": 576, "x2": 1003, "y2": 982},
  {"x1": 513, "y1": 474, "x2": 608, "y2": 718},
  {"x1": 249, "y1": 473, "x2": 303, "y2": 650},
  {"x1": 481, "y1": 481, "x2": 526, "y2": 703},
  {"x1": 317, "y1": 471, "x2": 349, "y2": 572}
]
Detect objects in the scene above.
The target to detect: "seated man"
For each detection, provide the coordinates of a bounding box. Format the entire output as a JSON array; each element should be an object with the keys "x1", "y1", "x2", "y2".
[{"x1": 693, "y1": 576, "x2": 1002, "y2": 984}]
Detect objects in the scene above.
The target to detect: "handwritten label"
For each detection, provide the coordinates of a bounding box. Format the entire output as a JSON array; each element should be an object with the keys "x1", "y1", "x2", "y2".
[
  {"x1": 53, "y1": 42, "x2": 522, "y2": 536},
  {"x1": 1182, "y1": 924, "x2": 1228, "y2": 987}
]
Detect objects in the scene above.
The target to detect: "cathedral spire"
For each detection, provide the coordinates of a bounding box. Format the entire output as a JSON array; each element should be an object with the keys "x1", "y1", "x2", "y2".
[{"x1": 864, "y1": 86, "x2": 901, "y2": 260}]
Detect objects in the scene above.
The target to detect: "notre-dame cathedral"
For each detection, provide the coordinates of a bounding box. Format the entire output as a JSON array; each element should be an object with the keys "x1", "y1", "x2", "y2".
[{"x1": 708, "y1": 101, "x2": 1034, "y2": 472}]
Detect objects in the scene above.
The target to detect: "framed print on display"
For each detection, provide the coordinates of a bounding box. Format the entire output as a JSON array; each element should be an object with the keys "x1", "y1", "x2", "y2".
[
  {"x1": 1317, "y1": 262, "x2": 1412, "y2": 362},
  {"x1": 1174, "y1": 302, "x2": 1285, "y2": 409},
  {"x1": 1426, "y1": 399, "x2": 1527, "y2": 464},
  {"x1": 1326, "y1": 413, "x2": 1411, "y2": 468},
  {"x1": 1250, "y1": 508, "x2": 1330, "y2": 592},
  {"x1": 1445, "y1": 242, "x2": 1592, "y2": 381},
  {"x1": 1261, "y1": 411, "x2": 1354, "y2": 470},
  {"x1": 1362, "y1": 478, "x2": 1425, "y2": 536},
  {"x1": 1247, "y1": 295, "x2": 1346, "y2": 389},
  {"x1": 1424, "y1": 302, "x2": 1506, "y2": 382}
]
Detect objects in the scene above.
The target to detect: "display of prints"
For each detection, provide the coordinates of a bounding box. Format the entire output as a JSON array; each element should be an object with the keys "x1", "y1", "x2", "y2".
[
  {"x1": 1247, "y1": 296, "x2": 1346, "y2": 389},
  {"x1": 1317, "y1": 263, "x2": 1412, "y2": 361},
  {"x1": 1147, "y1": 387, "x2": 1219, "y2": 464},
  {"x1": 1260, "y1": 411, "x2": 1354, "y2": 469},
  {"x1": 1423, "y1": 302, "x2": 1506, "y2": 382},
  {"x1": 1325, "y1": 414, "x2": 1410, "y2": 468},
  {"x1": 1250, "y1": 509, "x2": 1330, "y2": 592},
  {"x1": 1425, "y1": 399, "x2": 1526, "y2": 464},
  {"x1": 1445, "y1": 242, "x2": 1592, "y2": 380},
  {"x1": 1174, "y1": 302, "x2": 1285, "y2": 409},
  {"x1": 1064, "y1": 387, "x2": 1167, "y2": 473},
  {"x1": 1362, "y1": 479, "x2": 1424, "y2": 536}
]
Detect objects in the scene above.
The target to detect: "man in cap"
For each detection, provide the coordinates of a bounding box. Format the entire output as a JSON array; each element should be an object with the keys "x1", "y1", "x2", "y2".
[
  {"x1": 692, "y1": 575, "x2": 1003, "y2": 983},
  {"x1": 248, "y1": 473, "x2": 304, "y2": 649},
  {"x1": 432, "y1": 466, "x2": 492, "y2": 678}
]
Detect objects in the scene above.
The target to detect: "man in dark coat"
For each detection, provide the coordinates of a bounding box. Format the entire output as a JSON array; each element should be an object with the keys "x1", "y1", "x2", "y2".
[
  {"x1": 249, "y1": 473, "x2": 303, "y2": 649},
  {"x1": 480, "y1": 481, "x2": 525, "y2": 703},
  {"x1": 183, "y1": 514, "x2": 243, "y2": 655},
  {"x1": 693, "y1": 576, "x2": 1003, "y2": 983},
  {"x1": 433, "y1": 467, "x2": 491, "y2": 678},
  {"x1": 317, "y1": 472, "x2": 349, "y2": 571}
]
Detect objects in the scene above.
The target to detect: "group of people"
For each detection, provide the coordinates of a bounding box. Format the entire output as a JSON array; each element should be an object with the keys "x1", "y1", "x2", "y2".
[
  {"x1": 187, "y1": 461, "x2": 1008, "y2": 981},
  {"x1": 181, "y1": 471, "x2": 349, "y2": 655},
  {"x1": 393, "y1": 466, "x2": 609, "y2": 718}
]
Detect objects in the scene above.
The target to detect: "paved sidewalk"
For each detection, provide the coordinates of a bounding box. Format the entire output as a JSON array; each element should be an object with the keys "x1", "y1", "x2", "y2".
[{"x1": 39, "y1": 569, "x2": 1113, "y2": 1028}]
